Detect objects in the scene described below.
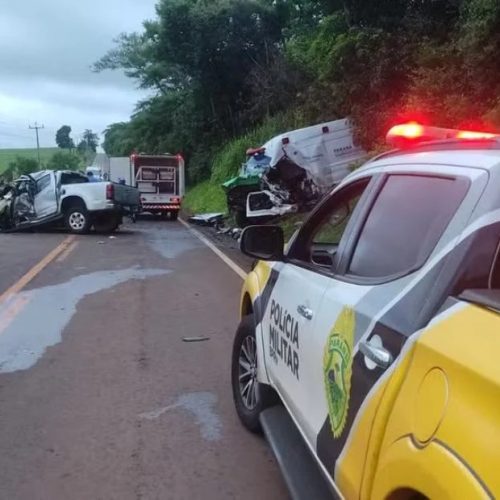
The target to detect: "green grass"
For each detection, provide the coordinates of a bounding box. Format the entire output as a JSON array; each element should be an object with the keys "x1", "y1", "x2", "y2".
[
  {"x1": 210, "y1": 111, "x2": 307, "y2": 185},
  {"x1": 0, "y1": 148, "x2": 60, "y2": 172},
  {"x1": 182, "y1": 181, "x2": 227, "y2": 216}
]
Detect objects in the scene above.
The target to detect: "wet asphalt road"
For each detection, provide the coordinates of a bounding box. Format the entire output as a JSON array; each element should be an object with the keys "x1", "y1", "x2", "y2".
[{"x1": 0, "y1": 220, "x2": 287, "y2": 500}]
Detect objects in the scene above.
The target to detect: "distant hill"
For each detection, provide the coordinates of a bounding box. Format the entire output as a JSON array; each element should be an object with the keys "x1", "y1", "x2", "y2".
[{"x1": 0, "y1": 147, "x2": 60, "y2": 173}]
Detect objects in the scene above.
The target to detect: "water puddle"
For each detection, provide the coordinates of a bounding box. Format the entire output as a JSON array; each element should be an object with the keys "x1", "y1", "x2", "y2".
[
  {"x1": 139, "y1": 391, "x2": 222, "y2": 442},
  {"x1": 0, "y1": 267, "x2": 169, "y2": 374},
  {"x1": 144, "y1": 226, "x2": 200, "y2": 259}
]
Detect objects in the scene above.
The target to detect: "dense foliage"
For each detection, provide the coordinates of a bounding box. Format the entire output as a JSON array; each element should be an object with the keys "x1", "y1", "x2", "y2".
[
  {"x1": 96, "y1": 0, "x2": 500, "y2": 183},
  {"x1": 0, "y1": 151, "x2": 85, "y2": 181}
]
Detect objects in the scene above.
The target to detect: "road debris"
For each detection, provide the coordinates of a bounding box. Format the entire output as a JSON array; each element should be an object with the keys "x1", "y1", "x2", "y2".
[
  {"x1": 182, "y1": 336, "x2": 210, "y2": 343},
  {"x1": 188, "y1": 213, "x2": 224, "y2": 226}
]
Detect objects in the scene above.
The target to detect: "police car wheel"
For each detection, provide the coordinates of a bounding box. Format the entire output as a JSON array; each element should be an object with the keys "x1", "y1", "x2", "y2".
[{"x1": 231, "y1": 315, "x2": 277, "y2": 433}]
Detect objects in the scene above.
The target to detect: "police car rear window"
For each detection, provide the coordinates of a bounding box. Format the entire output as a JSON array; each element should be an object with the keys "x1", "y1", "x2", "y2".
[{"x1": 348, "y1": 174, "x2": 468, "y2": 279}]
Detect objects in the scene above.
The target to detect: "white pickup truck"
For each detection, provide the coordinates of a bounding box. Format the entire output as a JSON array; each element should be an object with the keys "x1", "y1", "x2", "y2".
[{"x1": 0, "y1": 170, "x2": 141, "y2": 234}]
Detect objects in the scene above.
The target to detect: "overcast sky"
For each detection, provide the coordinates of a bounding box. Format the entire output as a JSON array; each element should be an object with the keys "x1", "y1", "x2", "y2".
[{"x1": 0, "y1": 0, "x2": 157, "y2": 149}]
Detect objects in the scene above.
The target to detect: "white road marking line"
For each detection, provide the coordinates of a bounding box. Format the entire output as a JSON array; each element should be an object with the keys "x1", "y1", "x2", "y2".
[{"x1": 179, "y1": 218, "x2": 247, "y2": 280}]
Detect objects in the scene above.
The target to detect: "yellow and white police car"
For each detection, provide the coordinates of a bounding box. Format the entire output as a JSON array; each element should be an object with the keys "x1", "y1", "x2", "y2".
[{"x1": 231, "y1": 124, "x2": 500, "y2": 499}]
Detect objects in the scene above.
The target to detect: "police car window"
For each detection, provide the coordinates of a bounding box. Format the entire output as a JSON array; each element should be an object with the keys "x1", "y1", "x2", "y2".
[
  {"x1": 302, "y1": 180, "x2": 369, "y2": 269},
  {"x1": 36, "y1": 175, "x2": 51, "y2": 193},
  {"x1": 489, "y1": 241, "x2": 500, "y2": 289},
  {"x1": 313, "y1": 194, "x2": 363, "y2": 246},
  {"x1": 348, "y1": 174, "x2": 468, "y2": 279}
]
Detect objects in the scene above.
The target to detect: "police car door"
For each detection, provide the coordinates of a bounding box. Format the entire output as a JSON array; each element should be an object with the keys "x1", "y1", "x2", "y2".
[
  {"x1": 309, "y1": 168, "x2": 486, "y2": 493},
  {"x1": 264, "y1": 176, "x2": 375, "y2": 446}
]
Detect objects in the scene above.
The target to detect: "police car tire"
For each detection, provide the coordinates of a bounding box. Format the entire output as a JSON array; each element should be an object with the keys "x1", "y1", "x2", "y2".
[{"x1": 231, "y1": 314, "x2": 278, "y2": 433}]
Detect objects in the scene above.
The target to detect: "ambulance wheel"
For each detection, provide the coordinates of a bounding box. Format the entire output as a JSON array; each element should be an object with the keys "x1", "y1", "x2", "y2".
[
  {"x1": 170, "y1": 211, "x2": 178, "y2": 221},
  {"x1": 231, "y1": 314, "x2": 278, "y2": 433}
]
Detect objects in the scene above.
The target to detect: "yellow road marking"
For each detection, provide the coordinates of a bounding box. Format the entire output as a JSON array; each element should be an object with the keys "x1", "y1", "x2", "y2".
[
  {"x1": 178, "y1": 218, "x2": 247, "y2": 280},
  {"x1": 0, "y1": 235, "x2": 75, "y2": 306},
  {"x1": 55, "y1": 240, "x2": 79, "y2": 263}
]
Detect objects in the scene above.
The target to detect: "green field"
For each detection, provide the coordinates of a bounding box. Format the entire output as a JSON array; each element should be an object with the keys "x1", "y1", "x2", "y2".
[{"x1": 0, "y1": 148, "x2": 60, "y2": 172}]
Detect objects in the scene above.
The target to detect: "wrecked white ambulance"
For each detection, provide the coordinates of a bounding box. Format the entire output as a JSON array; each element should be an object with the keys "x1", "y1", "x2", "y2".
[{"x1": 242, "y1": 118, "x2": 366, "y2": 220}]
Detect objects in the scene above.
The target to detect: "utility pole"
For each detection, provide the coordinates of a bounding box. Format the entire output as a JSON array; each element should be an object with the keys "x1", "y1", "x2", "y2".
[{"x1": 29, "y1": 122, "x2": 44, "y2": 166}]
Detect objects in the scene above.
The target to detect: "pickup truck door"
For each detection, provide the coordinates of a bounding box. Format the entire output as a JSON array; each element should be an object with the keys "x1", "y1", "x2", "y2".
[
  {"x1": 308, "y1": 168, "x2": 487, "y2": 495},
  {"x1": 33, "y1": 172, "x2": 58, "y2": 218}
]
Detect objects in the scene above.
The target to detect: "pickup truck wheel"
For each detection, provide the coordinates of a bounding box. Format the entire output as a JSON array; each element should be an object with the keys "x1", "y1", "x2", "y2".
[
  {"x1": 231, "y1": 315, "x2": 278, "y2": 433},
  {"x1": 65, "y1": 205, "x2": 90, "y2": 234}
]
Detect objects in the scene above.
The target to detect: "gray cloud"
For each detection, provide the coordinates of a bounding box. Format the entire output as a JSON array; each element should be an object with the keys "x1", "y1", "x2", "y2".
[{"x1": 0, "y1": 0, "x2": 158, "y2": 148}]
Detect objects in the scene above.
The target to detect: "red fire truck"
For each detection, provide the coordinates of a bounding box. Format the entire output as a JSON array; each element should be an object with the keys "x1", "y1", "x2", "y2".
[{"x1": 130, "y1": 153, "x2": 185, "y2": 220}]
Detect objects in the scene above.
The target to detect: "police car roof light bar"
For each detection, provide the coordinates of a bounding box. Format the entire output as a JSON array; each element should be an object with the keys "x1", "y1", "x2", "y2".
[{"x1": 386, "y1": 123, "x2": 499, "y2": 148}]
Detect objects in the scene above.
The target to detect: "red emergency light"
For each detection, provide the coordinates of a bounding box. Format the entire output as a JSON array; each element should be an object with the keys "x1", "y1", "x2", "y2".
[{"x1": 387, "y1": 123, "x2": 499, "y2": 148}]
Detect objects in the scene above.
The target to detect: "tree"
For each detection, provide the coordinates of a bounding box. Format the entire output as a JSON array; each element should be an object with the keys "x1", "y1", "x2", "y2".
[
  {"x1": 102, "y1": 122, "x2": 135, "y2": 156},
  {"x1": 55, "y1": 125, "x2": 75, "y2": 149},
  {"x1": 47, "y1": 151, "x2": 82, "y2": 171},
  {"x1": 82, "y1": 129, "x2": 99, "y2": 152},
  {"x1": 94, "y1": 0, "x2": 500, "y2": 185},
  {"x1": 77, "y1": 139, "x2": 96, "y2": 165}
]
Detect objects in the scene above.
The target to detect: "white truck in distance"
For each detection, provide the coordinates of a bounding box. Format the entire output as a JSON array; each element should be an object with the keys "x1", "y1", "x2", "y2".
[
  {"x1": 0, "y1": 170, "x2": 141, "y2": 234},
  {"x1": 107, "y1": 154, "x2": 185, "y2": 220}
]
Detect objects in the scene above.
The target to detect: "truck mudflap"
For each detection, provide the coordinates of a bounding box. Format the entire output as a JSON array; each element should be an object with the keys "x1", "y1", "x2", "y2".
[{"x1": 141, "y1": 204, "x2": 180, "y2": 211}]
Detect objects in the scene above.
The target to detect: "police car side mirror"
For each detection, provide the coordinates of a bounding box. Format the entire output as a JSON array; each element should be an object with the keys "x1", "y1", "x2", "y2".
[{"x1": 240, "y1": 225, "x2": 284, "y2": 261}]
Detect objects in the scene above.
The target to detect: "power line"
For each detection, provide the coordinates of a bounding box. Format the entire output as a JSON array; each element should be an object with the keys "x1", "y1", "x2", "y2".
[{"x1": 29, "y1": 122, "x2": 44, "y2": 166}]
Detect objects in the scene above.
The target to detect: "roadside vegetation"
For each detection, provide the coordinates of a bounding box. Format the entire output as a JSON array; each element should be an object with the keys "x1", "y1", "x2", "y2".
[
  {"x1": 95, "y1": 0, "x2": 500, "y2": 212},
  {"x1": 0, "y1": 126, "x2": 99, "y2": 181}
]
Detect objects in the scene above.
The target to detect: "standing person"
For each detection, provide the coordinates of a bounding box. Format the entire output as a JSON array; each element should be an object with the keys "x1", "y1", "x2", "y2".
[{"x1": 86, "y1": 171, "x2": 99, "y2": 183}]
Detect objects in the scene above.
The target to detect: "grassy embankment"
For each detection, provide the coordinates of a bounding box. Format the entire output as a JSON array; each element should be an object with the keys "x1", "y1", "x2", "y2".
[{"x1": 0, "y1": 148, "x2": 60, "y2": 173}]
